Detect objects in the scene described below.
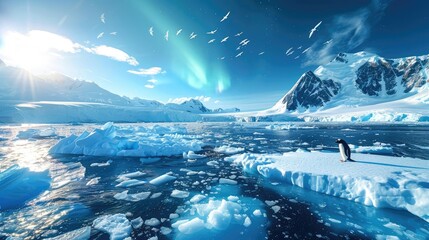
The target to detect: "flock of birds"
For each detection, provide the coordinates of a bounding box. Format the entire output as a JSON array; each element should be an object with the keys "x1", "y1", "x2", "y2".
[{"x1": 97, "y1": 12, "x2": 331, "y2": 61}]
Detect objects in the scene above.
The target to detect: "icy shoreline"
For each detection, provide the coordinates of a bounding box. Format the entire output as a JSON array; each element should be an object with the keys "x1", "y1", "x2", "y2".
[{"x1": 229, "y1": 152, "x2": 429, "y2": 222}]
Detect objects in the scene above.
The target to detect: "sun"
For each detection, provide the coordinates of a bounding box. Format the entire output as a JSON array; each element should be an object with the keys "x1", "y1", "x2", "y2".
[{"x1": 0, "y1": 32, "x2": 59, "y2": 73}]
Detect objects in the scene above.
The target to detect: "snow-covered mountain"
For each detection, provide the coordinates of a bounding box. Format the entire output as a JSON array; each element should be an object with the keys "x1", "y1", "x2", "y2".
[
  {"x1": 257, "y1": 52, "x2": 429, "y2": 122},
  {"x1": 0, "y1": 60, "x2": 234, "y2": 123}
]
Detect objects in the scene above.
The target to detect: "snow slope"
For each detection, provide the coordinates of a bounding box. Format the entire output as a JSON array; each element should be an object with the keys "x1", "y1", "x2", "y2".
[{"x1": 229, "y1": 152, "x2": 429, "y2": 222}]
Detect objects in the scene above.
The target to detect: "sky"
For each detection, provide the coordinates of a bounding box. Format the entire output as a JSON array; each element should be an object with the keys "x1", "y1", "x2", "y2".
[{"x1": 0, "y1": 0, "x2": 428, "y2": 111}]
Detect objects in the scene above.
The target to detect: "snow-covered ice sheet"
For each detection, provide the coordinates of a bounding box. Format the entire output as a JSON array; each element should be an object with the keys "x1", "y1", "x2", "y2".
[
  {"x1": 49, "y1": 122, "x2": 204, "y2": 157},
  {"x1": 230, "y1": 152, "x2": 429, "y2": 222}
]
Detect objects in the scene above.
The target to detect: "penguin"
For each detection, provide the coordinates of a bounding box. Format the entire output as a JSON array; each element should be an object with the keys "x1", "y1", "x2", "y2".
[{"x1": 335, "y1": 139, "x2": 354, "y2": 162}]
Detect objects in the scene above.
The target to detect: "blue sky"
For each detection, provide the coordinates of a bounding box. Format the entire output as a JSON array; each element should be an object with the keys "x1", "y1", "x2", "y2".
[{"x1": 0, "y1": 0, "x2": 428, "y2": 110}]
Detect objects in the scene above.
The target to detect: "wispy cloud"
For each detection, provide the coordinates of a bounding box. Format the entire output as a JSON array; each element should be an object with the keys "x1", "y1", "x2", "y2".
[
  {"x1": 144, "y1": 84, "x2": 155, "y2": 89},
  {"x1": 147, "y1": 79, "x2": 157, "y2": 83},
  {"x1": 0, "y1": 30, "x2": 140, "y2": 69},
  {"x1": 168, "y1": 96, "x2": 211, "y2": 104},
  {"x1": 128, "y1": 67, "x2": 162, "y2": 75},
  {"x1": 86, "y1": 45, "x2": 139, "y2": 66},
  {"x1": 303, "y1": 0, "x2": 391, "y2": 66}
]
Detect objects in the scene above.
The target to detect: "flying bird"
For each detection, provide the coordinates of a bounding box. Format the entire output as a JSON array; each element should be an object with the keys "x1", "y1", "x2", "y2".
[
  {"x1": 97, "y1": 32, "x2": 104, "y2": 39},
  {"x1": 285, "y1": 47, "x2": 293, "y2": 55},
  {"x1": 207, "y1": 29, "x2": 217, "y2": 34},
  {"x1": 110, "y1": 32, "x2": 117, "y2": 35},
  {"x1": 100, "y1": 13, "x2": 105, "y2": 23},
  {"x1": 190, "y1": 32, "x2": 197, "y2": 39},
  {"x1": 220, "y1": 11, "x2": 230, "y2": 22},
  {"x1": 221, "y1": 36, "x2": 229, "y2": 43},
  {"x1": 165, "y1": 31, "x2": 169, "y2": 41},
  {"x1": 208, "y1": 39, "x2": 215, "y2": 44},
  {"x1": 235, "y1": 51, "x2": 243, "y2": 58},
  {"x1": 220, "y1": 57, "x2": 225, "y2": 60},
  {"x1": 309, "y1": 21, "x2": 322, "y2": 38},
  {"x1": 324, "y1": 39, "x2": 333, "y2": 45},
  {"x1": 235, "y1": 32, "x2": 243, "y2": 37},
  {"x1": 295, "y1": 56, "x2": 300, "y2": 59},
  {"x1": 302, "y1": 47, "x2": 311, "y2": 54},
  {"x1": 149, "y1": 27, "x2": 154, "y2": 36},
  {"x1": 258, "y1": 52, "x2": 265, "y2": 55},
  {"x1": 297, "y1": 46, "x2": 302, "y2": 50},
  {"x1": 287, "y1": 50, "x2": 294, "y2": 56},
  {"x1": 242, "y1": 39, "x2": 250, "y2": 46},
  {"x1": 176, "y1": 29, "x2": 182, "y2": 36}
]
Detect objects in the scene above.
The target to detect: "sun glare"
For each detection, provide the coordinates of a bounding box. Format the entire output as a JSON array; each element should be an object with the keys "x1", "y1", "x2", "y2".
[{"x1": 0, "y1": 30, "x2": 78, "y2": 73}]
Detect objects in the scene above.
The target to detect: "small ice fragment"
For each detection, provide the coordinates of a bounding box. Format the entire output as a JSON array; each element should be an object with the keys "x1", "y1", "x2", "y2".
[
  {"x1": 219, "y1": 178, "x2": 237, "y2": 185},
  {"x1": 189, "y1": 194, "x2": 206, "y2": 203},
  {"x1": 253, "y1": 209, "x2": 262, "y2": 217},
  {"x1": 115, "y1": 179, "x2": 146, "y2": 188},
  {"x1": 150, "y1": 192, "x2": 162, "y2": 199},
  {"x1": 271, "y1": 205, "x2": 281, "y2": 213},
  {"x1": 118, "y1": 171, "x2": 146, "y2": 179},
  {"x1": 243, "y1": 216, "x2": 252, "y2": 227},
  {"x1": 131, "y1": 217, "x2": 143, "y2": 229},
  {"x1": 171, "y1": 189, "x2": 190, "y2": 198},
  {"x1": 149, "y1": 172, "x2": 177, "y2": 185},
  {"x1": 177, "y1": 217, "x2": 205, "y2": 234},
  {"x1": 160, "y1": 227, "x2": 172, "y2": 235},
  {"x1": 86, "y1": 177, "x2": 100, "y2": 186},
  {"x1": 145, "y1": 218, "x2": 161, "y2": 226}
]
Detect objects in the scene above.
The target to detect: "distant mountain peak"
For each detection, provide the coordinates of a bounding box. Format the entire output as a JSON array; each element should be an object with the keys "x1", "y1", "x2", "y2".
[{"x1": 272, "y1": 52, "x2": 429, "y2": 113}]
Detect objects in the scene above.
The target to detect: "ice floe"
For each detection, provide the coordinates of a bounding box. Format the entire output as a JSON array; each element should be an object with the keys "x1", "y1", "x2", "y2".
[
  {"x1": 49, "y1": 122, "x2": 204, "y2": 157},
  {"x1": 113, "y1": 190, "x2": 151, "y2": 202},
  {"x1": 230, "y1": 152, "x2": 429, "y2": 222},
  {"x1": 149, "y1": 172, "x2": 177, "y2": 185},
  {"x1": 92, "y1": 213, "x2": 131, "y2": 240},
  {"x1": 213, "y1": 145, "x2": 245, "y2": 154},
  {"x1": 171, "y1": 189, "x2": 190, "y2": 198},
  {"x1": 16, "y1": 128, "x2": 57, "y2": 139}
]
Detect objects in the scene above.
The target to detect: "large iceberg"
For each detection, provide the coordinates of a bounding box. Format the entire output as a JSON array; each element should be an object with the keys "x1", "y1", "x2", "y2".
[
  {"x1": 229, "y1": 152, "x2": 429, "y2": 222},
  {"x1": 49, "y1": 122, "x2": 204, "y2": 157}
]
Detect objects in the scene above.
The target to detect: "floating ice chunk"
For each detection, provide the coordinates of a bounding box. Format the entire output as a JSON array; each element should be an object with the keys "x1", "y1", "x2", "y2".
[
  {"x1": 45, "y1": 226, "x2": 91, "y2": 240},
  {"x1": 131, "y1": 217, "x2": 143, "y2": 229},
  {"x1": 50, "y1": 122, "x2": 203, "y2": 157},
  {"x1": 150, "y1": 192, "x2": 162, "y2": 199},
  {"x1": 271, "y1": 205, "x2": 281, "y2": 213},
  {"x1": 227, "y1": 196, "x2": 239, "y2": 202},
  {"x1": 86, "y1": 177, "x2": 100, "y2": 186},
  {"x1": 16, "y1": 128, "x2": 57, "y2": 139},
  {"x1": 114, "y1": 190, "x2": 151, "y2": 201},
  {"x1": 183, "y1": 151, "x2": 205, "y2": 159},
  {"x1": 243, "y1": 216, "x2": 252, "y2": 227},
  {"x1": 149, "y1": 172, "x2": 177, "y2": 185},
  {"x1": 206, "y1": 160, "x2": 219, "y2": 167},
  {"x1": 144, "y1": 218, "x2": 161, "y2": 226},
  {"x1": 140, "y1": 157, "x2": 161, "y2": 164},
  {"x1": 253, "y1": 209, "x2": 262, "y2": 217},
  {"x1": 171, "y1": 189, "x2": 190, "y2": 198},
  {"x1": 265, "y1": 200, "x2": 278, "y2": 206},
  {"x1": 118, "y1": 171, "x2": 146, "y2": 179},
  {"x1": 169, "y1": 213, "x2": 179, "y2": 219},
  {"x1": 177, "y1": 217, "x2": 205, "y2": 234},
  {"x1": 213, "y1": 146, "x2": 245, "y2": 154},
  {"x1": 190, "y1": 194, "x2": 206, "y2": 203},
  {"x1": 160, "y1": 226, "x2": 172, "y2": 235},
  {"x1": 206, "y1": 200, "x2": 232, "y2": 230},
  {"x1": 349, "y1": 144, "x2": 393, "y2": 154},
  {"x1": 90, "y1": 160, "x2": 112, "y2": 167},
  {"x1": 219, "y1": 178, "x2": 237, "y2": 185},
  {"x1": 115, "y1": 179, "x2": 146, "y2": 188},
  {"x1": 92, "y1": 214, "x2": 131, "y2": 240},
  {"x1": 147, "y1": 236, "x2": 158, "y2": 240}
]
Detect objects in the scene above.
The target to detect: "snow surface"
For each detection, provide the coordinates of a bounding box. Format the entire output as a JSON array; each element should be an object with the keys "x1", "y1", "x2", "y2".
[
  {"x1": 230, "y1": 152, "x2": 429, "y2": 222},
  {"x1": 92, "y1": 214, "x2": 131, "y2": 240},
  {"x1": 49, "y1": 122, "x2": 204, "y2": 157}
]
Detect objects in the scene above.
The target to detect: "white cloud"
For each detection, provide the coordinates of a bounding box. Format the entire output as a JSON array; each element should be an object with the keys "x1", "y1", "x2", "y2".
[
  {"x1": 214, "y1": 100, "x2": 220, "y2": 104},
  {"x1": 147, "y1": 79, "x2": 157, "y2": 83},
  {"x1": 168, "y1": 96, "x2": 211, "y2": 104},
  {"x1": 86, "y1": 45, "x2": 139, "y2": 66},
  {"x1": 144, "y1": 84, "x2": 155, "y2": 89},
  {"x1": 303, "y1": 0, "x2": 390, "y2": 66},
  {"x1": 128, "y1": 67, "x2": 162, "y2": 75}
]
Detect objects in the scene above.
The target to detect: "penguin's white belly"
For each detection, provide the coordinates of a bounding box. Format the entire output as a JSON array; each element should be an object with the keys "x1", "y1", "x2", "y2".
[{"x1": 339, "y1": 144, "x2": 347, "y2": 161}]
